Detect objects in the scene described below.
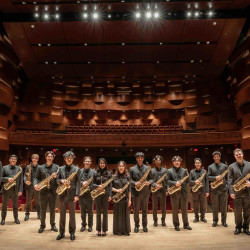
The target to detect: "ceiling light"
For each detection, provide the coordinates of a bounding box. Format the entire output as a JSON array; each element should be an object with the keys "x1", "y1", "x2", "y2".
[
  {"x1": 194, "y1": 11, "x2": 199, "y2": 17},
  {"x1": 213, "y1": 21, "x2": 217, "y2": 26},
  {"x1": 154, "y1": 12, "x2": 159, "y2": 18},
  {"x1": 187, "y1": 11, "x2": 192, "y2": 17},
  {"x1": 34, "y1": 13, "x2": 39, "y2": 18},
  {"x1": 55, "y1": 13, "x2": 60, "y2": 19},
  {"x1": 44, "y1": 13, "x2": 49, "y2": 20},
  {"x1": 206, "y1": 41, "x2": 210, "y2": 44},
  {"x1": 31, "y1": 24, "x2": 35, "y2": 28},
  {"x1": 146, "y1": 11, "x2": 152, "y2": 19},
  {"x1": 208, "y1": 11, "x2": 213, "y2": 17},
  {"x1": 108, "y1": 14, "x2": 111, "y2": 18},
  {"x1": 92, "y1": 12, "x2": 99, "y2": 20},
  {"x1": 135, "y1": 12, "x2": 141, "y2": 19},
  {"x1": 38, "y1": 43, "x2": 41, "y2": 46},
  {"x1": 83, "y1": 13, "x2": 88, "y2": 19},
  {"x1": 45, "y1": 61, "x2": 48, "y2": 64}
]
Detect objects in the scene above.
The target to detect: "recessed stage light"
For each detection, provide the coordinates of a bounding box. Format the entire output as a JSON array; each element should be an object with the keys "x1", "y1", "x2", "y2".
[
  {"x1": 154, "y1": 12, "x2": 159, "y2": 18},
  {"x1": 135, "y1": 12, "x2": 141, "y2": 19},
  {"x1": 44, "y1": 13, "x2": 49, "y2": 20},
  {"x1": 55, "y1": 13, "x2": 60, "y2": 19},
  {"x1": 194, "y1": 11, "x2": 199, "y2": 17},
  {"x1": 187, "y1": 11, "x2": 192, "y2": 17},
  {"x1": 83, "y1": 13, "x2": 88, "y2": 19},
  {"x1": 208, "y1": 11, "x2": 213, "y2": 17},
  {"x1": 108, "y1": 14, "x2": 112, "y2": 18},
  {"x1": 213, "y1": 21, "x2": 217, "y2": 26},
  {"x1": 31, "y1": 24, "x2": 35, "y2": 28},
  {"x1": 146, "y1": 11, "x2": 152, "y2": 19},
  {"x1": 92, "y1": 12, "x2": 99, "y2": 20},
  {"x1": 34, "y1": 13, "x2": 39, "y2": 18}
]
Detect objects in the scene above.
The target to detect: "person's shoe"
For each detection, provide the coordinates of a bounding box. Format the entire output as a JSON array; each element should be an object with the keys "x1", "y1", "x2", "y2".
[
  {"x1": 1, "y1": 219, "x2": 5, "y2": 225},
  {"x1": 234, "y1": 228, "x2": 241, "y2": 235},
  {"x1": 162, "y1": 221, "x2": 166, "y2": 227},
  {"x1": 200, "y1": 218, "x2": 207, "y2": 223},
  {"x1": 193, "y1": 218, "x2": 199, "y2": 223},
  {"x1": 70, "y1": 233, "x2": 75, "y2": 240},
  {"x1": 88, "y1": 227, "x2": 92, "y2": 232},
  {"x1": 14, "y1": 219, "x2": 20, "y2": 224},
  {"x1": 153, "y1": 221, "x2": 158, "y2": 227},
  {"x1": 212, "y1": 222, "x2": 217, "y2": 227},
  {"x1": 222, "y1": 223, "x2": 228, "y2": 227},
  {"x1": 102, "y1": 232, "x2": 107, "y2": 237},
  {"x1": 51, "y1": 225, "x2": 58, "y2": 232},
  {"x1": 134, "y1": 227, "x2": 139, "y2": 233},
  {"x1": 38, "y1": 227, "x2": 44, "y2": 233},
  {"x1": 243, "y1": 229, "x2": 250, "y2": 235},
  {"x1": 97, "y1": 232, "x2": 102, "y2": 236},
  {"x1": 24, "y1": 215, "x2": 29, "y2": 221},
  {"x1": 184, "y1": 225, "x2": 192, "y2": 230},
  {"x1": 175, "y1": 226, "x2": 180, "y2": 231},
  {"x1": 143, "y1": 227, "x2": 148, "y2": 232},
  {"x1": 56, "y1": 233, "x2": 65, "y2": 240},
  {"x1": 80, "y1": 226, "x2": 86, "y2": 232}
]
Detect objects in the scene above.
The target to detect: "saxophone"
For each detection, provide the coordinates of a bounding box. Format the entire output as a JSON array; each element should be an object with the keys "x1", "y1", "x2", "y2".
[
  {"x1": 4, "y1": 167, "x2": 22, "y2": 191},
  {"x1": 135, "y1": 164, "x2": 151, "y2": 192},
  {"x1": 91, "y1": 177, "x2": 114, "y2": 200},
  {"x1": 151, "y1": 173, "x2": 167, "y2": 193},
  {"x1": 191, "y1": 171, "x2": 206, "y2": 193},
  {"x1": 210, "y1": 169, "x2": 229, "y2": 189},
  {"x1": 233, "y1": 173, "x2": 250, "y2": 192},
  {"x1": 36, "y1": 170, "x2": 59, "y2": 191},
  {"x1": 79, "y1": 176, "x2": 93, "y2": 196},
  {"x1": 26, "y1": 163, "x2": 32, "y2": 183},
  {"x1": 168, "y1": 173, "x2": 189, "y2": 195},
  {"x1": 56, "y1": 171, "x2": 77, "y2": 195},
  {"x1": 112, "y1": 181, "x2": 130, "y2": 203}
]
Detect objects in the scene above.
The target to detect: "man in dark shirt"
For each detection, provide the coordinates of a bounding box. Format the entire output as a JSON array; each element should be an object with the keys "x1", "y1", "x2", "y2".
[
  {"x1": 208, "y1": 151, "x2": 228, "y2": 227},
  {"x1": 151, "y1": 155, "x2": 168, "y2": 227},
  {"x1": 0, "y1": 160, "x2": 2, "y2": 183},
  {"x1": 167, "y1": 156, "x2": 192, "y2": 231},
  {"x1": 34, "y1": 151, "x2": 59, "y2": 233},
  {"x1": 1, "y1": 155, "x2": 23, "y2": 225},
  {"x1": 229, "y1": 148, "x2": 250, "y2": 235},
  {"x1": 129, "y1": 152, "x2": 153, "y2": 233},
  {"x1": 24, "y1": 154, "x2": 40, "y2": 221},
  {"x1": 79, "y1": 156, "x2": 96, "y2": 233}
]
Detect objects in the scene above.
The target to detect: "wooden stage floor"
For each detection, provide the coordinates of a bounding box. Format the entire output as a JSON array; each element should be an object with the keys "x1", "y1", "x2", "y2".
[{"x1": 0, "y1": 212, "x2": 249, "y2": 250}]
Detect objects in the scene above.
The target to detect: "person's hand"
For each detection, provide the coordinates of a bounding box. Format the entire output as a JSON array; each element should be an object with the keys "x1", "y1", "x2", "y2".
[
  {"x1": 25, "y1": 181, "x2": 31, "y2": 185},
  {"x1": 82, "y1": 181, "x2": 88, "y2": 187},
  {"x1": 118, "y1": 189, "x2": 123, "y2": 193},
  {"x1": 176, "y1": 182, "x2": 181, "y2": 187},
  {"x1": 230, "y1": 194, "x2": 235, "y2": 199},
  {"x1": 52, "y1": 172, "x2": 57, "y2": 178},
  {"x1": 108, "y1": 197, "x2": 112, "y2": 202},
  {"x1": 61, "y1": 179, "x2": 66, "y2": 184},
  {"x1": 206, "y1": 193, "x2": 209, "y2": 197},
  {"x1": 8, "y1": 178, "x2": 14, "y2": 183},
  {"x1": 34, "y1": 185, "x2": 40, "y2": 191},
  {"x1": 246, "y1": 181, "x2": 250, "y2": 188},
  {"x1": 155, "y1": 184, "x2": 161, "y2": 189},
  {"x1": 128, "y1": 200, "x2": 131, "y2": 207},
  {"x1": 166, "y1": 192, "x2": 168, "y2": 196},
  {"x1": 18, "y1": 192, "x2": 22, "y2": 197},
  {"x1": 195, "y1": 180, "x2": 201, "y2": 185},
  {"x1": 135, "y1": 181, "x2": 141, "y2": 187},
  {"x1": 145, "y1": 181, "x2": 150, "y2": 186},
  {"x1": 98, "y1": 185, "x2": 103, "y2": 190},
  {"x1": 74, "y1": 196, "x2": 79, "y2": 202},
  {"x1": 216, "y1": 175, "x2": 222, "y2": 181}
]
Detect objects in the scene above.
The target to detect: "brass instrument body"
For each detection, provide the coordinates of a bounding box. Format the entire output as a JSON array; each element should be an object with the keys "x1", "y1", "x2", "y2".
[
  {"x1": 151, "y1": 173, "x2": 167, "y2": 193},
  {"x1": 210, "y1": 169, "x2": 229, "y2": 190},
  {"x1": 112, "y1": 181, "x2": 130, "y2": 203},
  {"x1": 56, "y1": 171, "x2": 77, "y2": 195},
  {"x1": 79, "y1": 176, "x2": 93, "y2": 196},
  {"x1": 37, "y1": 170, "x2": 59, "y2": 191},
  {"x1": 135, "y1": 166, "x2": 151, "y2": 192},
  {"x1": 233, "y1": 173, "x2": 250, "y2": 192},
  {"x1": 26, "y1": 163, "x2": 32, "y2": 183},
  {"x1": 191, "y1": 171, "x2": 206, "y2": 193},
  {"x1": 91, "y1": 177, "x2": 114, "y2": 200},
  {"x1": 4, "y1": 167, "x2": 22, "y2": 191},
  {"x1": 168, "y1": 174, "x2": 189, "y2": 195}
]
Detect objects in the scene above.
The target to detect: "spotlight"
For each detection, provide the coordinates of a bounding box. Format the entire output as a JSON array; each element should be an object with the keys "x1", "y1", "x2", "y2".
[
  {"x1": 135, "y1": 12, "x2": 141, "y2": 19},
  {"x1": 194, "y1": 11, "x2": 199, "y2": 17},
  {"x1": 34, "y1": 13, "x2": 39, "y2": 18},
  {"x1": 44, "y1": 13, "x2": 49, "y2": 20},
  {"x1": 108, "y1": 14, "x2": 112, "y2": 18},
  {"x1": 208, "y1": 11, "x2": 213, "y2": 17},
  {"x1": 154, "y1": 12, "x2": 159, "y2": 18},
  {"x1": 92, "y1": 12, "x2": 99, "y2": 20},
  {"x1": 187, "y1": 11, "x2": 192, "y2": 17},
  {"x1": 55, "y1": 13, "x2": 60, "y2": 19},
  {"x1": 145, "y1": 11, "x2": 152, "y2": 19},
  {"x1": 83, "y1": 13, "x2": 88, "y2": 19}
]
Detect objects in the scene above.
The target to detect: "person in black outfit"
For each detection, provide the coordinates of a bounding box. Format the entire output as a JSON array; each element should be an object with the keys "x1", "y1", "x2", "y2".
[
  {"x1": 129, "y1": 152, "x2": 153, "y2": 233},
  {"x1": 34, "y1": 151, "x2": 59, "y2": 233},
  {"x1": 79, "y1": 156, "x2": 96, "y2": 232},
  {"x1": 56, "y1": 151, "x2": 80, "y2": 241},
  {"x1": 208, "y1": 151, "x2": 228, "y2": 228},
  {"x1": 151, "y1": 155, "x2": 168, "y2": 227},
  {"x1": 0, "y1": 160, "x2": 2, "y2": 183},
  {"x1": 167, "y1": 156, "x2": 192, "y2": 231},
  {"x1": 229, "y1": 148, "x2": 250, "y2": 235},
  {"x1": 189, "y1": 158, "x2": 209, "y2": 223},
  {"x1": 92, "y1": 158, "x2": 112, "y2": 236},
  {"x1": 1, "y1": 155, "x2": 23, "y2": 225},
  {"x1": 24, "y1": 154, "x2": 40, "y2": 221},
  {"x1": 112, "y1": 161, "x2": 131, "y2": 236}
]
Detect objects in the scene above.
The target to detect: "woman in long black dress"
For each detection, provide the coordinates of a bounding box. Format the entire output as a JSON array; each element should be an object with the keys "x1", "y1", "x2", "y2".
[
  {"x1": 112, "y1": 161, "x2": 131, "y2": 236},
  {"x1": 93, "y1": 158, "x2": 112, "y2": 237}
]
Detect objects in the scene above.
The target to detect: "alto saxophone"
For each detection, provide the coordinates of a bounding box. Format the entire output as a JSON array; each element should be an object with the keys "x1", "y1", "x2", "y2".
[
  {"x1": 112, "y1": 181, "x2": 130, "y2": 203},
  {"x1": 79, "y1": 176, "x2": 93, "y2": 196},
  {"x1": 4, "y1": 167, "x2": 22, "y2": 191},
  {"x1": 151, "y1": 173, "x2": 167, "y2": 193},
  {"x1": 135, "y1": 164, "x2": 151, "y2": 192},
  {"x1": 37, "y1": 170, "x2": 59, "y2": 191},
  {"x1": 168, "y1": 173, "x2": 189, "y2": 195},
  {"x1": 26, "y1": 163, "x2": 32, "y2": 183},
  {"x1": 56, "y1": 171, "x2": 77, "y2": 195},
  {"x1": 191, "y1": 171, "x2": 206, "y2": 193},
  {"x1": 210, "y1": 169, "x2": 229, "y2": 190},
  {"x1": 233, "y1": 173, "x2": 250, "y2": 192},
  {"x1": 91, "y1": 177, "x2": 114, "y2": 200}
]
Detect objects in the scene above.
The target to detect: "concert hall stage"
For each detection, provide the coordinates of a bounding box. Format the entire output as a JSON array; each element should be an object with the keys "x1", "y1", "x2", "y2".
[{"x1": 0, "y1": 212, "x2": 248, "y2": 250}]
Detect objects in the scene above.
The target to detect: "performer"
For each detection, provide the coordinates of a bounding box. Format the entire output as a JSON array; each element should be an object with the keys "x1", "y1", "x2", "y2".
[
  {"x1": 34, "y1": 151, "x2": 59, "y2": 233},
  {"x1": 167, "y1": 156, "x2": 192, "y2": 231},
  {"x1": 79, "y1": 156, "x2": 96, "y2": 232},
  {"x1": 92, "y1": 158, "x2": 112, "y2": 236},
  {"x1": 1, "y1": 155, "x2": 23, "y2": 225},
  {"x1": 129, "y1": 152, "x2": 153, "y2": 233},
  {"x1": 0, "y1": 160, "x2": 2, "y2": 182},
  {"x1": 229, "y1": 148, "x2": 250, "y2": 235},
  {"x1": 151, "y1": 155, "x2": 168, "y2": 227},
  {"x1": 56, "y1": 151, "x2": 80, "y2": 241},
  {"x1": 208, "y1": 151, "x2": 228, "y2": 227},
  {"x1": 189, "y1": 158, "x2": 209, "y2": 223},
  {"x1": 112, "y1": 161, "x2": 131, "y2": 236},
  {"x1": 24, "y1": 154, "x2": 40, "y2": 221}
]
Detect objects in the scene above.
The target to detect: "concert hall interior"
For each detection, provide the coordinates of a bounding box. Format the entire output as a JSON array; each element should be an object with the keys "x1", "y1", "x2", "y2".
[{"x1": 0, "y1": 0, "x2": 250, "y2": 249}]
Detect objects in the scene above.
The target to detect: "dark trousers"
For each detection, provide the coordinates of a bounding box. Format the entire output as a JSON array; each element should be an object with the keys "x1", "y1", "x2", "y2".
[
  {"x1": 192, "y1": 192, "x2": 206, "y2": 219},
  {"x1": 1, "y1": 188, "x2": 19, "y2": 220},
  {"x1": 170, "y1": 192, "x2": 189, "y2": 227},
  {"x1": 95, "y1": 194, "x2": 109, "y2": 232},
  {"x1": 79, "y1": 193, "x2": 93, "y2": 227},
  {"x1": 133, "y1": 192, "x2": 150, "y2": 227},
  {"x1": 234, "y1": 192, "x2": 250, "y2": 230},
  {"x1": 25, "y1": 186, "x2": 40, "y2": 215},
  {"x1": 59, "y1": 196, "x2": 76, "y2": 234},
  {"x1": 152, "y1": 191, "x2": 166, "y2": 223},
  {"x1": 40, "y1": 194, "x2": 57, "y2": 228},
  {"x1": 211, "y1": 190, "x2": 228, "y2": 223}
]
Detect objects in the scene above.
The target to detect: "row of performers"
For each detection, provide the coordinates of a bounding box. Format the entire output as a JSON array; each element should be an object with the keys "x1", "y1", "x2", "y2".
[{"x1": 0, "y1": 149, "x2": 249, "y2": 241}]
